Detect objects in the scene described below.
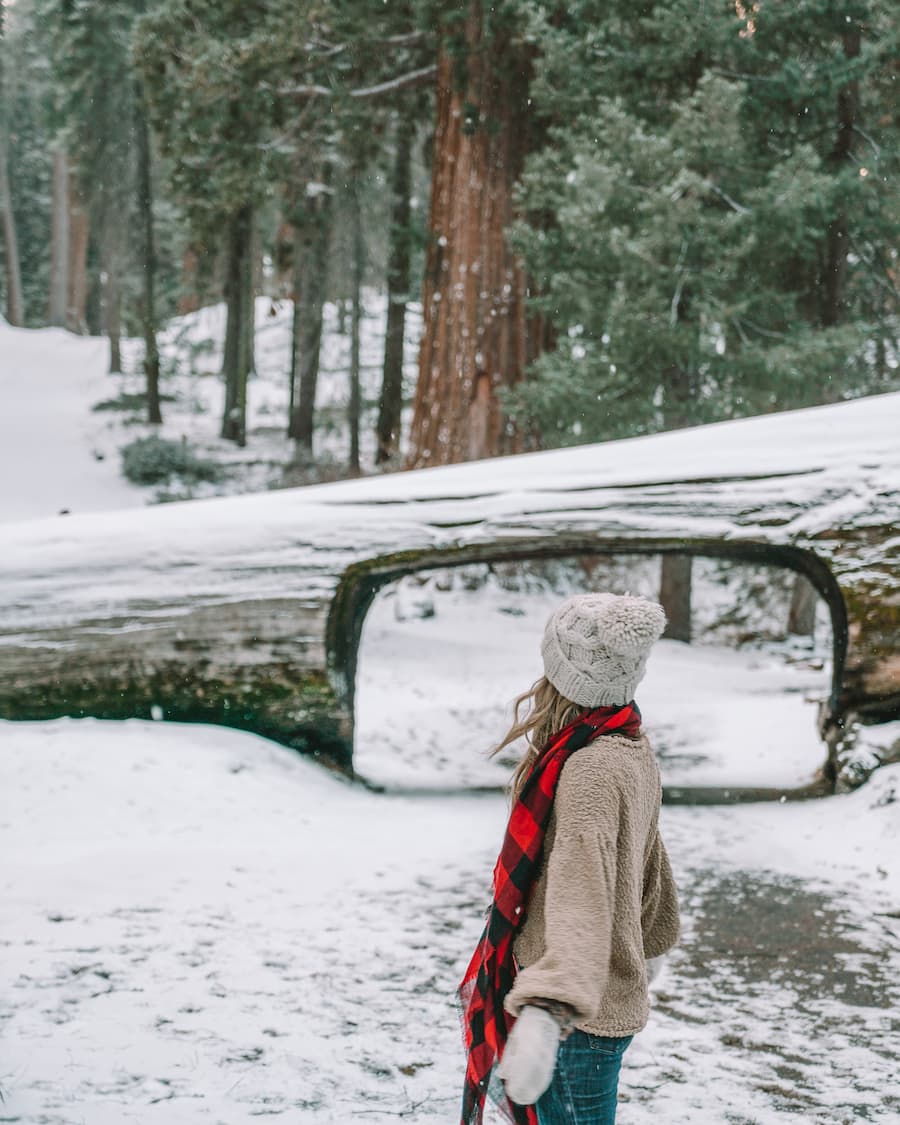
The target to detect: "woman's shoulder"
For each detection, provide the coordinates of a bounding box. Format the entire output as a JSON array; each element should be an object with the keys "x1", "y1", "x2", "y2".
[{"x1": 557, "y1": 733, "x2": 659, "y2": 808}]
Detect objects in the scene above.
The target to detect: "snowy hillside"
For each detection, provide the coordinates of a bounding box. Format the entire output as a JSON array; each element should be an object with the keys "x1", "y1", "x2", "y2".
[{"x1": 0, "y1": 295, "x2": 422, "y2": 523}]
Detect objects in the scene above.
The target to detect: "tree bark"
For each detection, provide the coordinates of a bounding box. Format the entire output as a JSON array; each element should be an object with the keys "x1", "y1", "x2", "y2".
[
  {"x1": 660, "y1": 554, "x2": 692, "y2": 643},
  {"x1": 49, "y1": 147, "x2": 69, "y2": 327},
  {"x1": 0, "y1": 0, "x2": 22, "y2": 326},
  {"x1": 101, "y1": 209, "x2": 126, "y2": 373},
  {"x1": 135, "y1": 82, "x2": 162, "y2": 423},
  {"x1": 788, "y1": 573, "x2": 817, "y2": 637},
  {"x1": 348, "y1": 172, "x2": 363, "y2": 474},
  {"x1": 407, "y1": 2, "x2": 539, "y2": 468},
  {"x1": 821, "y1": 24, "x2": 861, "y2": 329},
  {"x1": 67, "y1": 167, "x2": 89, "y2": 334},
  {"x1": 221, "y1": 203, "x2": 254, "y2": 446},
  {"x1": 289, "y1": 179, "x2": 332, "y2": 451},
  {"x1": 376, "y1": 124, "x2": 412, "y2": 464},
  {"x1": 0, "y1": 139, "x2": 23, "y2": 326}
]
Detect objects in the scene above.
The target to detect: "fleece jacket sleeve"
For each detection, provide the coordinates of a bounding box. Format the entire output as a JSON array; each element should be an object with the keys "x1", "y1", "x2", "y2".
[
  {"x1": 641, "y1": 825, "x2": 681, "y2": 959},
  {"x1": 504, "y1": 768, "x2": 621, "y2": 1026}
]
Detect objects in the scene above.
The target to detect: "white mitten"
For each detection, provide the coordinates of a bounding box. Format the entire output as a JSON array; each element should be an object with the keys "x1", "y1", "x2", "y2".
[
  {"x1": 497, "y1": 1006, "x2": 560, "y2": 1106},
  {"x1": 647, "y1": 954, "x2": 667, "y2": 984}
]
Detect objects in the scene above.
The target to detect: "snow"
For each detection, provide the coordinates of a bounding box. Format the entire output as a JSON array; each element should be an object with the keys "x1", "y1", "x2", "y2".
[
  {"x1": 355, "y1": 579, "x2": 831, "y2": 791},
  {"x1": 0, "y1": 294, "x2": 421, "y2": 524},
  {"x1": 2, "y1": 718, "x2": 898, "y2": 1123},
  {"x1": 2, "y1": 312, "x2": 899, "y2": 1122},
  {"x1": 1, "y1": 387, "x2": 897, "y2": 644},
  {"x1": 0, "y1": 325, "x2": 147, "y2": 522}
]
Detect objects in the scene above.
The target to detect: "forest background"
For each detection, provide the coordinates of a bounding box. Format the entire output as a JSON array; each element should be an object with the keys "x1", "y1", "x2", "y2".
[{"x1": 1, "y1": 0, "x2": 898, "y2": 477}]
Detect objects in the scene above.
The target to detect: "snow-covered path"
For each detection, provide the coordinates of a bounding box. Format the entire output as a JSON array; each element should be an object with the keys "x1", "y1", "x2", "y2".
[
  {"x1": 355, "y1": 579, "x2": 833, "y2": 792},
  {"x1": 2, "y1": 719, "x2": 898, "y2": 1123},
  {"x1": 0, "y1": 325, "x2": 145, "y2": 522}
]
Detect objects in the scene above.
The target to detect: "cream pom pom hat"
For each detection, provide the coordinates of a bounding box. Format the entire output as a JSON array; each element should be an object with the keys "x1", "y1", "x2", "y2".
[{"x1": 541, "y1": 592, "x2": 667, "y2": 707}]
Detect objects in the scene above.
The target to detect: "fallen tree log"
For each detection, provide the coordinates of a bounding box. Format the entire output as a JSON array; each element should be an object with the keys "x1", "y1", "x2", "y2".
[{"x1": 1, "y1": 392, "x2": 898, "y2": 791}]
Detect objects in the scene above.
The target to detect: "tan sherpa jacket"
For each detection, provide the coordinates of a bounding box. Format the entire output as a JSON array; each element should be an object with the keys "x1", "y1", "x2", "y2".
[{"x1": 505, "y1": 733, "x2": 680, "y2": 1037}]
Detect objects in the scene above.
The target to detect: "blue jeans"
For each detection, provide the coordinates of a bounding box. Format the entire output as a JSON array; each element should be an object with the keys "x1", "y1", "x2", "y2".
[{"x1": 535, "y1": 1031, "x2": 633, "y2": 1125}]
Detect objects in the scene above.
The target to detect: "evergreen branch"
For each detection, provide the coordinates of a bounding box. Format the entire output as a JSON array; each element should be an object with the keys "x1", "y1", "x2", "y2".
[{"x1": 847, "y1": 238, "x2": 900, "y2": 303}]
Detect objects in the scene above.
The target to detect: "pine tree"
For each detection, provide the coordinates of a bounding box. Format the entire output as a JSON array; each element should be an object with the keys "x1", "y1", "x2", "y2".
[
  {"x1": 136, "y1": 0, "x2": 284, "y2": 445},
  {"x1": 505, "y1": 0, "x2": 900, "y2": 445}
]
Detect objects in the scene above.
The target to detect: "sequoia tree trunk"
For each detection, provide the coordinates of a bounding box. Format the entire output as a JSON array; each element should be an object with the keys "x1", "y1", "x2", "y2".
[
  {"x1": 407, "y1": 2, "x2": 539, "y2": 468},
  {"x1": 376, "y1": 124, "x2": 412, "y2": 464}
]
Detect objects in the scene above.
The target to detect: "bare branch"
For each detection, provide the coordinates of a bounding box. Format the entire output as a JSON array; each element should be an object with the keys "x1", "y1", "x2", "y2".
[
  {"x1": 276, "y1": 64, "x2": 436, "y2": 103},
  {"x1": 705, "y1": 180, "x2": 751, "y2": 215},
  {"x1": 349, "y1": 64, "x2": 437, "y2": 99}
]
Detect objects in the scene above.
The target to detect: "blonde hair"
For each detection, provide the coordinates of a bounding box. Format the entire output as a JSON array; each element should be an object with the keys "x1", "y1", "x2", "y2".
[{"x1": 490, "y1": 676, "x2": 585, "y2": 803}]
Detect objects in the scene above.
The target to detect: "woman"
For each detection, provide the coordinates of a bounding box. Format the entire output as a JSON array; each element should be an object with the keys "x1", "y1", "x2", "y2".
[{"x1": 459, "y1": 592, "x2": 680, "y2": 1125}]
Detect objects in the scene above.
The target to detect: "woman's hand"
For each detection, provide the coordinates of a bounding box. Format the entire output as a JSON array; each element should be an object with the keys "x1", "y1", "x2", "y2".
[{"x1": 497, "y1": 1005, "x2": 561, "y2": 1106}]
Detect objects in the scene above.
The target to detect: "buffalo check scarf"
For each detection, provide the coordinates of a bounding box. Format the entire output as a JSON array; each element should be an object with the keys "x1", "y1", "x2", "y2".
[{"x1": 458, "y1": 701, "x2": 642, "y2": 1125}]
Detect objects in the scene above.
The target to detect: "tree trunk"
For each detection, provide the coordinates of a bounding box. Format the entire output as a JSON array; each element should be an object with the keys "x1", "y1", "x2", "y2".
[
  {"x1": 289, "y1": 178, "x2": 332, "y2": 451},
  {"x1": 0, "y1": 140, "x2": 24, "y2": 326},
  {"x1": 221, "y1": 203, "x2": 254, "y2": 446},
  {"x1": 135, "y1": 82, "x2": 162, "y2": 423},
  {"x1": 376, "y1": 124, "x2": 412, "y2": 465},
  {"x1": 821, "y1": 24, "x2": 861, "y2": 329},
  {"x1": 104, "y1": 263, "x2": 122, "y2": 373},
  {"x1": 102, "y1": 210, "x2": 126, "y2": 374},
  {"x1": 348, "y1": 173, "x2": 363, "y2": 475},
  {"x1": 48, "y1": 147, "x2": 69, "y2": 327},
  {"x1": 660, "y1": 554, "x2": 692, "y2": 643},
  {"x1": 407, "y1": 3, "x2": 538, "y2": 468},
  {"x1": 0, "y1": 1, "x2": 22, "y2": 326},
  {"x1": 788, "y1": 573, "x2": 817, "y2": 637},
  {"x1": 67, "y1": 168, "x2": 89, "y2": 334}
]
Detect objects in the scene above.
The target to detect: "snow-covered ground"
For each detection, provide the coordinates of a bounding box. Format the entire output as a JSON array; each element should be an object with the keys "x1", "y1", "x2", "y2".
[
  {"x1": 0, "y1": 295, "x2": 421, "y2": 523},
  {"x1": 3, "y1": 314, "x2": 899, "y2": 1122},
  {"x1": 2, "y1": 719, "x2": 898, "y2": 1123},
  {"x1": 355, "y1": 576, "x2": 833, "y2": 791}
]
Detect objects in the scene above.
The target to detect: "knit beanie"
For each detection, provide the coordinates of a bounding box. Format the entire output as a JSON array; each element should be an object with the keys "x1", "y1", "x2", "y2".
[{"x1": 541, "y1": 593, "x2": 667, "y2": 707}]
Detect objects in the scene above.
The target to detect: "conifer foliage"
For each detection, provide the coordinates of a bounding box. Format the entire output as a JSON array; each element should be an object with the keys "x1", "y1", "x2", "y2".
[
  {"x1": 506, "y1": 0, "x2": 899, "y2": 445},
  {"x1": 0, "y1": 0, "x2": 896, "y2": 465}
]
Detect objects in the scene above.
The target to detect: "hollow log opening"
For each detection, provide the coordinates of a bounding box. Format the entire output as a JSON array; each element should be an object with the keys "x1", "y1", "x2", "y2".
[{"x1": 329, "y1": 536, "x2": 850, "y2": 799}]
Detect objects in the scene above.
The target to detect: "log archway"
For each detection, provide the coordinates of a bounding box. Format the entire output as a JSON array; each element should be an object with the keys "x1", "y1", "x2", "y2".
[{"x1": 328, "y1": 536, "x2": 849, "y2": 800}]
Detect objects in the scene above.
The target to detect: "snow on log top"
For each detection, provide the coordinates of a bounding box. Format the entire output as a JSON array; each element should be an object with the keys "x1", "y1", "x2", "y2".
[{"x1": 1, "y1": 392, "x2": 898, "y2": 622}]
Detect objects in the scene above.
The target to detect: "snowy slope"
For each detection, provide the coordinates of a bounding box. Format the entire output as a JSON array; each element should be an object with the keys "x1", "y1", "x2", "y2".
[
  {"x1": 0, "y1": 324, "x2": 147, "y2": 521},
  {"x1": 0, "y1": 295, "x2": 422, "y2": 523}
]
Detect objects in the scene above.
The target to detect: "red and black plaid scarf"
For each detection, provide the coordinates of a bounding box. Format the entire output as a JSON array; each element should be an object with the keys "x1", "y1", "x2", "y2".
[{"x1": 458, "y1": 701, "x2": 642, "y2": 1125}]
